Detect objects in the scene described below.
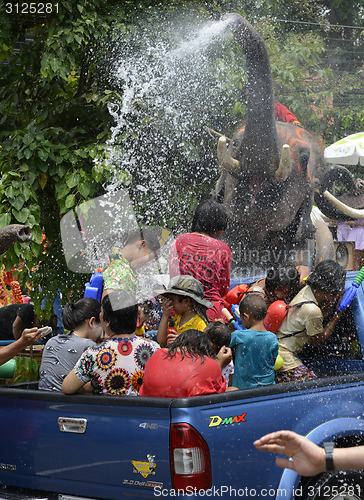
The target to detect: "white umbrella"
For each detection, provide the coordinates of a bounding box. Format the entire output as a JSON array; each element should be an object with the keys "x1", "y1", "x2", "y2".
[{"x1": 324, "y1": 132, "x2": 364, "y2": 166}]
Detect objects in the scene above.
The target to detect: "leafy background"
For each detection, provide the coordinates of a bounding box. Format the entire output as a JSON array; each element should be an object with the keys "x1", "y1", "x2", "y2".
[{"x1": 0, "y1": 0, "x2": 363, "y2": 316}]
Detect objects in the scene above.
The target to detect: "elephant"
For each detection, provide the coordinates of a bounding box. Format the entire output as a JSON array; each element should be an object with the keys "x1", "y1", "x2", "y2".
[
  {"x1": 0, "y1": 224, "x2": 32, "y2": 256},
  {"x1": 213, "y1": 13, "x2": 364, "y2": 275}
]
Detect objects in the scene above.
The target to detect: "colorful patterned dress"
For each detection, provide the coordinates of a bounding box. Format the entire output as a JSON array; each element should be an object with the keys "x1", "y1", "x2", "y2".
[{"x1": 73, "y1": 336, "x2": 160, "y2": 395}]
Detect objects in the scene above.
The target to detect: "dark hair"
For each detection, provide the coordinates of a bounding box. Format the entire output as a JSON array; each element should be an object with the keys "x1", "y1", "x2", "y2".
[
  {"x1": 166, "y1": 329, "x2": 216, "y2": 362},
  {"x1": 170, "y1": 294, "x2": 209, "y2": 323},
  {"x1": 125, "y1": 228, "x2": 160, "y2": 253},
  {"x1": 191, "y1": 199, "x2": 228, "y2": 235},
  {"x1": 101, "y1": 290, "x2": 138, "y2": 335},
  {"x1": 62, "y1": 298, "x2": 101, "y2": 331},
  {"x1": 239, "y1": 294, "x2": 267, "y2": 321},
  {"x1": 306, "y1": 259, "x2": 346, "y2": 296},
  {"x1": 204, "y1": 322, "x2": 231, "y2": 354},
  {"x1": 265, "y1": 265, "x2": 300, "y2": 298}
]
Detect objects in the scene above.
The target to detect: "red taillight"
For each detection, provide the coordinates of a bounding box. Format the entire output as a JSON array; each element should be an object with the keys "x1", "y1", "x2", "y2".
[{"x1": 170, "y1": 423, "x2": 212, "y2": 491}]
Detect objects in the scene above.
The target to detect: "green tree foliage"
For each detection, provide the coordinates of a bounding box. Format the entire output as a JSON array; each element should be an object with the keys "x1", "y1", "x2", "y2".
[
  {"x1": 0, "y1": 0, "x2": 362, "y2": 314},
  {"x1": 0, "y1": 0, "x2": 127, "y2": 315}
]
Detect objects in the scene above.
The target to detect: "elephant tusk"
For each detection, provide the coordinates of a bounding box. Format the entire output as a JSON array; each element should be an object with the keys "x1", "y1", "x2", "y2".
[
  {"x1": 205, "y1": 126, "x2": 231, "y2": 142},
  {"x1": 275, "y1": 144, "x2": 291, "y2": 182},
  {"x1": 217, "y1": 136, "x2": 240, "y2": 173},
  {"x1": 323, "y1": 190, "x2": 364, "y2": 219}
]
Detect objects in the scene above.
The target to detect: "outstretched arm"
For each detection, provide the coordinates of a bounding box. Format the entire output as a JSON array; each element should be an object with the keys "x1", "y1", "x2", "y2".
[
  {"x1": 254, "y1": 430, "x2": 326, "y2": 476},
  {"x1": 254, "y1": 430, "x2": 364, "y2": 476},
  {"x1": 0, "y1": 327, "x2": 42, "y2": 366}
]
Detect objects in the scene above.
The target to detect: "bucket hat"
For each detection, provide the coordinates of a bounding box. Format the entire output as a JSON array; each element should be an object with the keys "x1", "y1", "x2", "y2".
[{"x1": 157, "y1": 275, "x2": 213, "y2": 309}]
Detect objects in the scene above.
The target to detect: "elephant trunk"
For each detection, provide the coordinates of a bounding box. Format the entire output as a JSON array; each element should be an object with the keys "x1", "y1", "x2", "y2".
[
  {"x1": 0, "y1": 224, "x2": 33, "y2": 255},
  {"x1": 223, "y1": 13, "x2": 280, "y2": 177}
]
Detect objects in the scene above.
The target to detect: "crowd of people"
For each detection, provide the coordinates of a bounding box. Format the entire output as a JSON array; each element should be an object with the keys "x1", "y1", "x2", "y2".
[
  {"x1": 1, "y1": 198, "x2": 350, "y2": 398},
  {"x1": 0, "y1": 197, "x2": 360, "y2": 478},
  {"x1": 38, "y1": 201, "x2": 347, "y2": 396}
]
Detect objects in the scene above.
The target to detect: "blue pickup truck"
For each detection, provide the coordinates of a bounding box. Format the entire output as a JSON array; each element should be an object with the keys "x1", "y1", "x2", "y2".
[{"x1": 0, "y1": 271, "x2": 363, "y2": 500}]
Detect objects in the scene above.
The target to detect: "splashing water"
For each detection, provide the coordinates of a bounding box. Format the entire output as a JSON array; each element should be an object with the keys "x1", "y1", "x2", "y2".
[
  {"x1": 167, "y1": 18, "x2": 233, "y2": 58},
  {"x1": 97, "y1": 15, "x2": 241, "y2": 230}
]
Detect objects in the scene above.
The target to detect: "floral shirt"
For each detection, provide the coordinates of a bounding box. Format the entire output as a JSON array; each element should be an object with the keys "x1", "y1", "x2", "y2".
[
  {"x1": 74, "y1": 336, "x2": 160, "y2": 395},
  {"x1": 102, "y1": 247, "x2": 137, "y2": 295}
]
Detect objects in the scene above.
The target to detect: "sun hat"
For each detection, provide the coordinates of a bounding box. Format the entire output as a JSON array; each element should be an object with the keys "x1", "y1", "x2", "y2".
[{"x1": 157, "y1": 275, "x2": 213, "y2": 309}]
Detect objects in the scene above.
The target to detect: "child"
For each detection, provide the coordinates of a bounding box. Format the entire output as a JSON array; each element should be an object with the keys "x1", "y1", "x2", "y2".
[
  {"x1": 156, "y1": 275, "x2": 213, "y2": 346},
  {"x1": 231, "y1": 294, "x2": 278, "y2": 390},
  {"x1": 204, "y1": 322, "x2": 234, "y2": 386},
  {"x1": 140, "y1": 329, "x2": 229, "y2": 398},
  {"x1": 62, "y1": 290, "x2": 160, "y2": 396},
  {"x1": 102, "y1": 228, "x2": 160, "y2": 297},
  {"x1": 39, "y1": 298, "x2": 102, "y2": 391}
]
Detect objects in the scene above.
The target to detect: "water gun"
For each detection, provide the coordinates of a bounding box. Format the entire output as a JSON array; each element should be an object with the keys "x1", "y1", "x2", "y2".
[
  {"x1": 223, "y1": 284, "x2": 249, "y2": 313},
  {"x1": 337, "y1": 266, "x2": 364, "y2": 312},
  {"x1": 84, "y1": 272, "x2": 103, "y2": 302},
  {"x1": 230, "y1": 304, "x2": 244, "y2": 330}
]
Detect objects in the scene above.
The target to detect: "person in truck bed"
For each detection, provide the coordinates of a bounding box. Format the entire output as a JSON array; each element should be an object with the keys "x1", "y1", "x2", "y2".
[
  {"x1": 62, "y1": 290, "x2": 160, "y2": 396},
  {"x1": 275, "y1": 259, "x2": 346, "y2": 383},
  {"x1": 102, "y1": 228, "x2": 160, "y2": 298},
  {"x1": 204, "y1": 321, "x2": 234, "y2": 387},
  {"x1": 230, "y1": 294, "x2": 279, "y2": 390},
  {"x1": 156, "y1": 275, "x2": 213, "y2": 347},
  {"x1": 39, "y1": 298, "x2": 103, "y2": 392},
  {"x1": 140, "y1": 329, "x2": 232, "y2": 398},
  {"x1": 169, "y1": 198, "x2": 232, "y2": 322}
]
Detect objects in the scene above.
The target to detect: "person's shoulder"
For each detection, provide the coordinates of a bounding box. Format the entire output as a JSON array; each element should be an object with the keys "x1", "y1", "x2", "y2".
[
  {"x1": 175, "y1": 233, "x2": 193, "y2": 243},
  {"x1": 291, "y1": 286, "x2": 318, "y2": 306},
  {"x1": 294, "y1": 286, "x2": 321, "y2": 314},
  {"x1": 264, "y1": 330, "x2": 279, "y2": 344},
  {"x1": 231, "y1": 329, "x2": 246, "y2": 342},
  {"x1": 83, "y1": 337, "x2": 96, "y2": 347},
  {"x1": 217, "y1": 239, "x2": 231, "y2": 251},
  {"x1": 192, "y1": 313, "x2": 206, "y2": 325},
  {"x1": 132, "y1": 336, "x2": 160, "y2": 349},
  {"x1": 17, "y1": 303, "x2": 34, "y2": 315},
  {"x1": 206, "y1": 355, "x2": 223, "y2": 369}
]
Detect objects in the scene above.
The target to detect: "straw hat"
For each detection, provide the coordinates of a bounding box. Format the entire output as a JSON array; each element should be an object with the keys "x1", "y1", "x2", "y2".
[{"x1": 157, "y1": 275, "x2": 213, "y2": 309}]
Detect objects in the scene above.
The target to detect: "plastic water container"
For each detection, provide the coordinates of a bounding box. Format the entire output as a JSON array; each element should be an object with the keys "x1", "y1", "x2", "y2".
[
  {"x1": 84, "y1": 272, "x2": 103, "y2": 302},
  {"x1": 0, "y1": 359, "x2": 16, "y2": 378}
]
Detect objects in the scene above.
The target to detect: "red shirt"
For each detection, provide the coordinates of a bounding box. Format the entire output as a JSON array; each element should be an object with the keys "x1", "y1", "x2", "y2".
[
  {"x1": 274, "y1": 103, "x2": 300, "y2": 124},
  {"x1": 169, "y1": 233, "x2": 231, "y2": 321},
  {"x1": 140, "y1": 349, "x2": 226, "y2": 398}
]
